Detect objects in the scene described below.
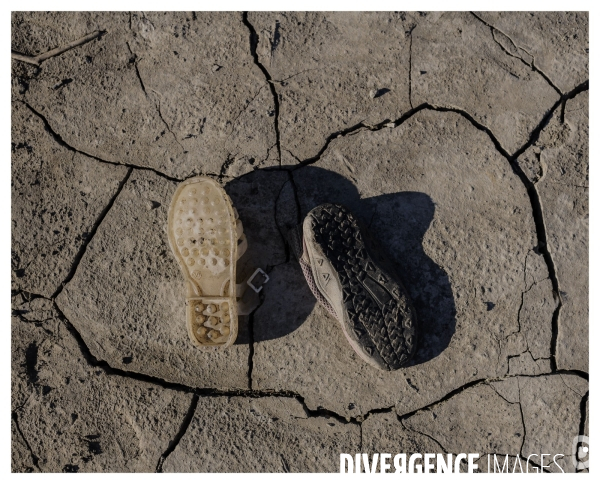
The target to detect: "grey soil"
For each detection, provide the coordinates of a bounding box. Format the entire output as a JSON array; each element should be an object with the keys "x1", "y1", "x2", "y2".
[{"x1": 12, "y1": 11, "x2": 588, "y2": 472}]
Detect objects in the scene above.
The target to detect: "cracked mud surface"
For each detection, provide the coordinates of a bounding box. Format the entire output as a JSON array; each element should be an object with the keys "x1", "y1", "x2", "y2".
[{"x1": 12, "y1": 12, "x2": 588, "y2": 472}]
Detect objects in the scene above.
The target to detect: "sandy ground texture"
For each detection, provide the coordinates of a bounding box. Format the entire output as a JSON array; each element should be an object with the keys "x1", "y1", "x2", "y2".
[{"x1": 11, "y1": 12, "x2": 588, "y2": 473}]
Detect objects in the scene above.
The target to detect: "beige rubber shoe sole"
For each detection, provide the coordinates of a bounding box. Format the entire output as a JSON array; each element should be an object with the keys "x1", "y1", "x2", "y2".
[{"x1": 167, "y1": 176, "x2": 246, "y2": 349}]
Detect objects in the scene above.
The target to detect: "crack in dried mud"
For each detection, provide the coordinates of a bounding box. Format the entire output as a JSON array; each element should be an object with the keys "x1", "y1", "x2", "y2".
[
  {"x1": 155, "y1": 394, "x2": 199, "y2": 472},
  {"x1": 226, "y1": 85, "x2": 266, "y2": 142},
  {"x1": 50, "y1": 168, "x2": 132, "y2": 299},
  {"x1": 242, "y1": 12, "x2": 282, "y2": 167},
  {"x1": 507, "y1": 350, "x2": 551, "y2": 375},
  {"x1": 358, "y1": 423, "x2": 363, "y2": 454},
  {"x1": 217, "y1": 153, "x2": 236, "y2": 183},
  {"x1": 125, "y1": 42, "x2": 186, "y2": 153},
  {"x1": 12, "y1": 411, "x2": 41, "y2": 472},
  {"x1": 400, "y1": 419, "x2": 449, "y2": 454},
  {"x1": 154, "y1": 96, "x2": 186, "y2": 152},
  {"x1": 273, "y1": 178, "x2": 293, "y2": 263},
  {"x1": 21, "y1": 100, "x2": 185, "y2": 182},
  {"x1": 516, "y1": 379, "x2": 527, "y2": 456},
  {"x1": 246, "y1": 291, "x2": 265, "y2": 390},
  {"x1": 126, "y1": 42, "x2": 147, "y2": 95},
  {"x1": 470, "y1": 12, "x2": 563, "y2": 96},
  {"x1": 407, "y1": 25, "x2": 416, "y2": 109}
]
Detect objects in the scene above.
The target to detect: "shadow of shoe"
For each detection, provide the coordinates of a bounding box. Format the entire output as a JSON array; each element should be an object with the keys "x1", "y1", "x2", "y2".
[
  {"x1": 224, "y1": 170, "x2": 315, "y2": 345},
  {"x1": 226, "y1": 165, "x2": 456, "y2": 365},
  {"x1": 361, "y1": 192, "x2": 456, "y2": 366}
]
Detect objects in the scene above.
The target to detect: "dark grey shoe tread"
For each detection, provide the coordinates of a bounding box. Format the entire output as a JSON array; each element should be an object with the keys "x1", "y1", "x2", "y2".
[{"x1": 310, "y1": 204, "x2": 417, "y2": 370}]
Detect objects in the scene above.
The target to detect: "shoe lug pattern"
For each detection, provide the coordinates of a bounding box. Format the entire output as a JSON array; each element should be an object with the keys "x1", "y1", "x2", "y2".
[{"x1": 307, "y1": 203, "x2": 418, "y2": 370}]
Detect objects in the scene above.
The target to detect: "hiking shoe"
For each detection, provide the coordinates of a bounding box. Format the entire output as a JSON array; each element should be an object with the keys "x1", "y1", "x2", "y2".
[
  {"x1": 167, "y1": 176, "x2": 249, "y2": 349},
  {"x1": 295, "y1": 203, "x2": 418, "y2": 370}
]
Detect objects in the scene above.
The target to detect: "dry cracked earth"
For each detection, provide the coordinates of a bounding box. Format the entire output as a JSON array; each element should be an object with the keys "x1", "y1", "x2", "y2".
[{"x1": 11, "y1": 11, "x2": 588, "y2": 473}]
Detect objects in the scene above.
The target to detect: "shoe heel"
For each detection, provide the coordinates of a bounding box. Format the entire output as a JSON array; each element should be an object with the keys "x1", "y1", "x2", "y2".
[{"x1": 187, "y1": 297, "x2": 238, "y2": 348}]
